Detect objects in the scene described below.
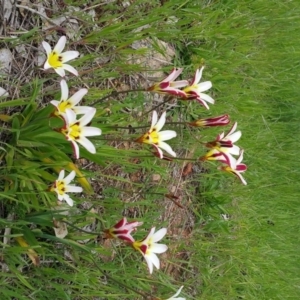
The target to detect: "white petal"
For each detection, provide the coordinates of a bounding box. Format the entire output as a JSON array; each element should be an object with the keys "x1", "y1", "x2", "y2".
[
  {"x1": 144, "y1": 227, "x2": 156, "y2": 242},
  {"x1": 64, "y1": 170, "x2": 76, "y2": 184},
  {"x1": 144, "y1": 255, "x2": 154, "y2": 274},
  {"x1": 44, "y1": 60, "x2": 51, "y2": 70},
  {"x1": 78, "y1": 108, "x2": 96, "y2": 126},
  {"x1": 152, "y1": 227, "x2": 167, "y2": 242},
  {"x1": 66, "y1": 185, "x2": 83, "y2": 193},
  {"x1": 58, "y1": 170, "x2": 65, "y2": 180},
  {"x1": 194, "y1": 67, "x2": 204, "y2": 85},
  {"x1": 155, "y1": 111, "x2": 166, "y2": 132},
  {"x1": 55, "y1": 67, "x2": 66, "y2": 77},
  {"x1": 150, "y1": 111, "x2": 158, "y2": 130},
  {"x1": 223, "y1": 153, "x2": 237, "y2": 169},
  {"x1": 146, "y1": 252, "x2": 160, "y2": 270},
  {"x1": 167, "y1": 286, "x2": 184, "y2": 300},
  {"x1": 73, "y1": 106, "x2": 95, "y2": 115},
  {"x1": 198, "y1": 81, "x2": 212, "y2": 92},
  {"x1": 153, "y1": 145, "x2": 164, "y2": 159},
  {"x1": 236, "y1": 172, "x2": 247, "y2": 185},
  {"x1": 57, "y1": 194, "x2": 64, "y2": 201},
  {"x1": 60, "y1": 80, "x2": 69, "y2": 100},
  {"x1": 228, "y1": 131, "x2": 241, "y2": 143},
  {"x1": 77, "y1": 136, "x2": 96, "y2": 154},
  {"x1": 237, "y1": 149, "x2": 244, "y2": 165},
  {"x1": 71, "y1": 140, "x2": 80, "y2": 159},
  {"x1": 65, "y1": 108, "x2": 77, "y2": 125},
  {"x1": 60, "y1": 51, "x2": 79, "y2": 63},
  {"x1": 61, "y1": 64, "x2": 78, "y2": 76},
  {"x1": 69, "y1": 88, "x2": 88, "y2": 106},
  {"x1": 81, "y1": 126, "x2": 102, "y2": 137},
  {"x1": 151, "y1": 243, "x2": 168, "y2": 254},
  {"x1": 42, "y1": 41, "x2": 52, "y2": 55},
  {"x1": 226, "y1": 122, "x2": 237, "y2": 137},
  {"x1": 158, "y1": 141, "x2": 176, "y2": 157},
  {"x1": 53, "y1": 36, "x2": 66, "y2": 54},
  {"x1": 228, "y1": 145, "x2": 241, "y2": 156},
  {"x1": 158, "y1": 130, "x2": 177, "y2": 141},
  {"x1": 50, "y1": 100, "x2": 59, "y2": 108},
  {"x1": 199, "y1": 92, "x2": 215, "y2": 104},
  {"x1": 163, "y1": 68, "x2": 183, "y2": 82},
  {"x1": 63, "y1": 194, "x2": 74, "y2": 207},
  {"x1": 196, "y1": 97, "x2": 210, "y2": 110},
  {"x1": 170, "y1": 80, "x2": 189, "y2": 88}
]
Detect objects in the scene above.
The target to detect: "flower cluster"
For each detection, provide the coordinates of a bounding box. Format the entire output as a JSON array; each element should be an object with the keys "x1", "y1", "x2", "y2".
[
  {"x1": 43, "y1": 36, "x2": 102, "y2": 160},
  {"x1": 147, "y1": 66, "x2": 215, "y2": 109},
  {"x1": 42, "y1": 35, "x2": 248, "y2": 299}
]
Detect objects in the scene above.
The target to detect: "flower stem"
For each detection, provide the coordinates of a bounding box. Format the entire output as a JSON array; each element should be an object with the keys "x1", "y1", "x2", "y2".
[
  {"x1": 141, "y1": 95, "x2": 174, "y2": 116},
  {"x1": 89, "y1": 255, "x2": 149, "y2": 298},
  {"x1": 92, "y1": 89, "x2": 145, "y2": 106}
]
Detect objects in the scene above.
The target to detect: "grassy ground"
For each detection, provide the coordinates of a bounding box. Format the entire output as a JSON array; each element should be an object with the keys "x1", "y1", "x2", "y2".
[{"x1": 1, "y1": 0, "x2": 300, "y2": 299}]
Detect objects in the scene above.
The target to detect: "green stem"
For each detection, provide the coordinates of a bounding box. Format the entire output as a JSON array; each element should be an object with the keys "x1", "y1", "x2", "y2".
[
  {"x1": 92, "y1": 89, "x2": 145, "y2": 106},
  {"x1": 89, "y1": 255, "x2": 149, "y2": 299}
]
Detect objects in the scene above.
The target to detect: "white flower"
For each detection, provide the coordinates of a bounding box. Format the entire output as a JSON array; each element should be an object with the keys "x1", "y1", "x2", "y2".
[
  {"x1": 61, "y1": 108, "x2": 102, "y2": 159},
  {"x1": 219, "y1": 149, "x2": 247, "y2": 185},
  {"x1": 136, "y1": 111, "x2": 177, "y2": 158},
  {"x1": 51, "y1": 80, "x2": 91, "y2": 117},
  {"x1": 183, "y1": 66, "x2": 215, "y2": 109},
  {"x1": 132, "y1": 227, "x2": 168, "y2": 274},
  {"x1": 166, "y1": 286, "x2": 185, "y2": 300},
  {"x1": 147, "y1": 68, "x2": 188, "y2": 97},
  {"x1": 42, "y1": 36, "x2": 79, "y2": 77},
  {"x1": 205, "y1": 122, "x2": 242, "y2": 168},
  {"x1": 51, "y1": 170, "x2": 83, "y2": 206}
]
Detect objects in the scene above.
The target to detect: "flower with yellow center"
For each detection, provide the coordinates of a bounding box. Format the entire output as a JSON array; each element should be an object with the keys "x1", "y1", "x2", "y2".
[
  {"x1": 51, "y1": 80, "x2": 91, "y2": 117},
  {"x1": 50, "y1": 170, "x2": 83, "y2": 206},
  {"x1": 132, "y1": 227, "x2": 168, "y2": 274},
  {"x1": 61, "y1": 108, "x2": 102, "y2": 159},
  {"x1": 147, "y1": 68, "x2": 188, "y2": 97},
  {"x1": 219, "y1": 149, "x2": 247, "y2": 185},
  {"x1": 182, "y1": 66, "x2": 215, "y2": 109},
  {"x1": 136, "y1": 111, "x2": 177, "y2": 159},
  {"x1": 42, "y1": 36, "x2": 79, "y2": 77}
]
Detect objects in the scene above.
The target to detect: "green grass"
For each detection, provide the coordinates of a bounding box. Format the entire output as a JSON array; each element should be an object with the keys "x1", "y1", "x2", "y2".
[{"x1": 1, "y1": 0, "x2": 300, "y2": 299}]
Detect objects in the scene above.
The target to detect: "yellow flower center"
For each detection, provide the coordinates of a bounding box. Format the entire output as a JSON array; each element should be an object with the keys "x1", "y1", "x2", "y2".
[
  {"x1": 55, "y1": 180, "x2": 66, "y2": 195},
  {"x1": 61, "y1": 122, "x2": 81, "y2": 140},
  {"x1": 48, "y1": 51, "x2": 63, "y2": 68},
  {"x1": 140, "y1": 129, "x2": 159, "y2": 145},
  {"x1": 58, "y1": 100, "x2": 72, "y2": 113},
  {"x1": 68, "y1": 123, "x2": 81, "y2": 140}
]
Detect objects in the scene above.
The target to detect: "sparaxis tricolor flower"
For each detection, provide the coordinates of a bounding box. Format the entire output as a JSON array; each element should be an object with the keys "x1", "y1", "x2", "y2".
[
  {"x1": 147, "y1": 68, "x2": 188, "y2": 97},
  {"x1": 61, "y1": 108, "x2": 102, "y2": 159},
  {"x1": 188, "y1": 114, "x2": 230, "y2": 127},
  {"x1": 132, "y1": 227, "x2": 168, "y2": 274},
  {"x1": 200, "y1": 148, "x2": 237, "y2": 168},
  {"x1": 104, "y1": 217, "x2": 143, "y2": 243},
  {"x1": 51, "y1": 80, "x2": 91, "y2": 117},
  {"x1": 50, "y1": 170, "x2": 83, "y2": 206},
  {"x1": 182, "y1": 66, "x2": 215, "y2": 109},
  {"x1": 219, "y1": 149, "x2": 247, "y2": 185},
  {"x1": 136, "y1": 111, "x2": 177, "y2": 159},
  {"x1": 42, "y1": 36, "x2": 79, "y2": 77},
  {"x1": 204, "y1": 122, "x2": 241, "y2": 167}
]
